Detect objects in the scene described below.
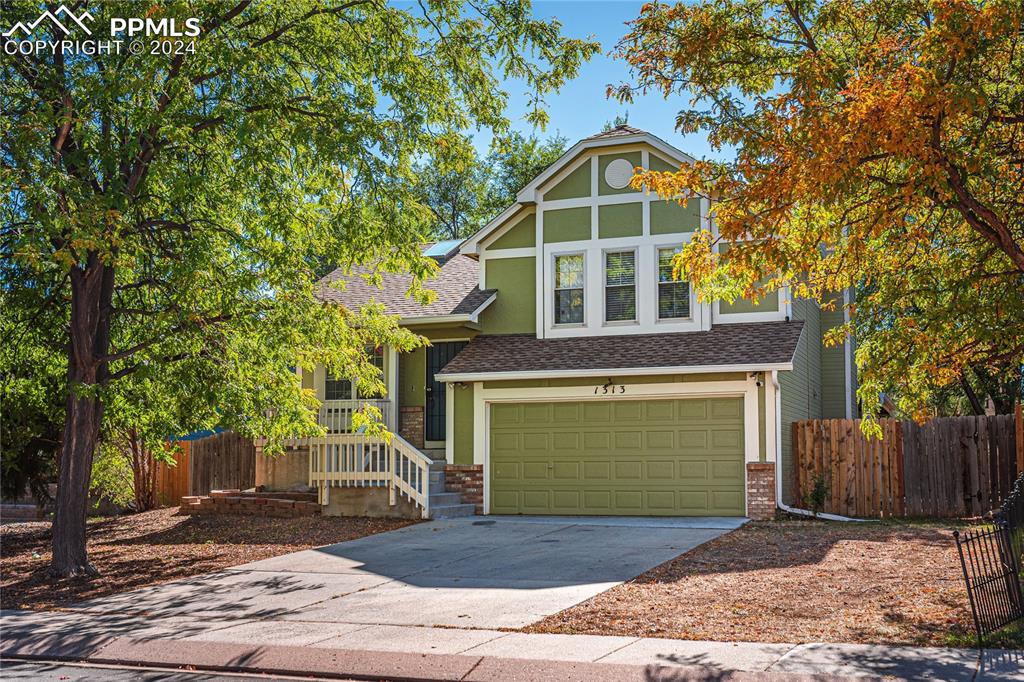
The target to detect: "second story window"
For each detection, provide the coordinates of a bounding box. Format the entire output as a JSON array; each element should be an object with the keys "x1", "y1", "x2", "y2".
[
  {"x1": 604, "y1": 250, "x2": 636, "y2": 323},
  {"x1": 554, "y1": 253, "x2": 584, "y2": 324},
  {"x1": 658, "y1": 248, "x2": 691, "y2": 320}
]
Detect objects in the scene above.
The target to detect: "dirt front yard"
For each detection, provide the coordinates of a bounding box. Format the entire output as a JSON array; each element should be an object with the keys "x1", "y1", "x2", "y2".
[
  {"x1": 1, "y1": 508, "x2": 415, "y2": 610},
  {"x1": 528, "y1": 519, "x2": 985, "y2": 647}
]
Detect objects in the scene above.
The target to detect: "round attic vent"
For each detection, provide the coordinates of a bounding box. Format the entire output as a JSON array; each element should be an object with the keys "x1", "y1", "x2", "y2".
[{"x1": 604, "y1": 158, "x2": 635, "y2": 190}]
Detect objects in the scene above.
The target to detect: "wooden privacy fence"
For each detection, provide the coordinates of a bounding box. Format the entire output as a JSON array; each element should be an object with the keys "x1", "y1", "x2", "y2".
[
  {"x1": 794, "y1": 410, "x2": 1023, "y2": 518},
  {"x1": 155, "y1": 441, "x2": 191, "y2": 506},
  {"x1": 188, "y1": 431, "x2": 257, "y2": 495}
]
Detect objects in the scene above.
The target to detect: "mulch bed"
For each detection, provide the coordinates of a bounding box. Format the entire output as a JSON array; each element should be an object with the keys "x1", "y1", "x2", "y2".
[
  {"x1": 527, "y1": 519, "x2": 979, "y2": 647},
  {"x1": 1, "y1": 507, "x2": 415, "y2": 610}
]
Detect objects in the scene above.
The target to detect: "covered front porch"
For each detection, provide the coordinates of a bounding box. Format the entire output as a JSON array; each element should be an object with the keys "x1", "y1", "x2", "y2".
[{"x1": 281, "y1": 333, "x2": 478, "y2": 520}]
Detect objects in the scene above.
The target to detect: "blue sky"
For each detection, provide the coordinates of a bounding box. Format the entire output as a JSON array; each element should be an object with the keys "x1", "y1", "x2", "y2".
[{"x1": 472, "y1": 1, "x2": 729, "y2": 161}]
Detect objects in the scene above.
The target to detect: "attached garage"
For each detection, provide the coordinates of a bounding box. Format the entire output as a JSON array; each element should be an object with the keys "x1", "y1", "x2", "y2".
[{"x1": 489, "y1": 397, "x2": 746, "y2": 516}]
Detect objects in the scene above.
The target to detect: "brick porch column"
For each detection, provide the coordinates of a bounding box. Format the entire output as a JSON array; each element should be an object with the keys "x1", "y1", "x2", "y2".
[
  {"x1": 399, "y1": 406, "x2": 424, "y2": 449},
  {"x1": 746, "y1": 462, "x2": 777, "y2": 521}
]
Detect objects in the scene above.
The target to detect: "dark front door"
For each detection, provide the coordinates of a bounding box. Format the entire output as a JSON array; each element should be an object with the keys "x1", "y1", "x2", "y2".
[{"x1": 425, "y1": 341, "x2": 467, "y2": 442}]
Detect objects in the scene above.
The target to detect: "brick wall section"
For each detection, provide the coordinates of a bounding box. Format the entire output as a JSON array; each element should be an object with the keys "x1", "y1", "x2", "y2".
[
  {"x1": 399, "y1": 406, "x2": 424, "y2": 448},
  {"x1": 445, "y1": 465, "x2": 483, "y2": 514},
  {"x1": 746, "y1": 463, "x2": 777, "y2": 520},
  {"x1": 180, "y1": 489, "x2": 320, "y2": 518}
]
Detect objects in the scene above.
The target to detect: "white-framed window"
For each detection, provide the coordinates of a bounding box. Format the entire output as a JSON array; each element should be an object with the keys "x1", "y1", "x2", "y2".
[
  {"x1": 554, "y1": 253, "x2": 585, "y2": 325},
  {"x1": 604, "y1": 249, "x2": 637, "y2": 323},
  {"x1": 657, "y1": 247, "x2": 691, "y2": 320},
  {"x1": 324, "y1": 346, "x2": 385, "y2": 400}
]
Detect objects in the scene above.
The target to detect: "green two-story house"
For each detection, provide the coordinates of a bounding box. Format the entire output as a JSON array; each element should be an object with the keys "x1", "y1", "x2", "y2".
[{"x1": 293, "y1": 125, "x2": 857, "y2": 520}]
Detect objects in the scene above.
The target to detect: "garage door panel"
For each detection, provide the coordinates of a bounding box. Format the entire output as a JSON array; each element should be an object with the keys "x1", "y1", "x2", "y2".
[
  {"x1": 712, "y1": 459, "x2": 743, "y2": 480},
  {"x1": 582, "y1": 460, "x2": 610, "y2": 479},
  {"x1": 646, "y1": 430, "x2": 674, "y2": 448},
  {"x1": 492, "y1": 403, "x2": 522, "y2": 425},
  {"x1": 645, "y1": 400, "x2": 676, "y2": 421},
  {"x1": 492, "y1": 432, "x2": 519, "y2": 451},
  {"x1": 646, "y1": 460, "x2": 675, "y2": 480},
  {"x1": 583, "y1": 432, "x2": 610, "y2": 449},
  {"x1": 677, "y1": 460, "x2": 708, "y2": 480},
  {"x1": 522, "y1": 432, "x2": 548, "y2": 450},
  {"x1": 582, "y1": 402, "x2": 612, "y2": 422},
  {"x1": 678, "y1": 400, "x2": 708, "y2": 419},
  {"x1": 552, "y1": 490, "x2": 580, "y2": 510},
  {"x1": 614, "y1": 461, "x2": 642, "y2": 479},
  {"x1": 552, "y1": 461, "x2": 579, "y2": 479},
  {"x1": 613, "y1": 401, "x2": 643, "y2": 421},
  {"x1": 711, "y1": 429, "x2": 742, "y2": 449},
  {"x1": 678, "y1": 430, "x2": 708, "y2": 448},
  {"x1": 614, "y1": 431, "x2": 642, "y2": 449},
  {"x1": 522, "y1": 461, "x2": 549, "y2": 479},
  {"x1": 491, "y1": 398, "x2": 745, "y2": 516},
  {"x1": 552, "y1": 432, "x2": 579, "y2": 450},
  {"x1": 552, "y1": 403, "x2": 580, "y2": 422},
  {"x1": 523, "y1": 403, "x2": 551, "y2": 424}
]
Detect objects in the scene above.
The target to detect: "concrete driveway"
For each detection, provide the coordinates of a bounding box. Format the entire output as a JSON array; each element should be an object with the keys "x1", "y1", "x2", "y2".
[{"x1": 68, "y1": 516, "x2": 742, "y2": 630}]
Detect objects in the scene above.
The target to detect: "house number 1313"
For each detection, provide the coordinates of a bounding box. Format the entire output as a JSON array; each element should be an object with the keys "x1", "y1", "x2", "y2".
[{"x1": 594, "y1": 384, "x2": 626, "y2": 395}]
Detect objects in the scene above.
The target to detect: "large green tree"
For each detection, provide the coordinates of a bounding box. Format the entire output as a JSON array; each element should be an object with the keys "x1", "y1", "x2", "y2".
[
  {"x1": 616, "y1": 0, "x2": 1023, "y2": 421},
  {"x1": 414, "y1": 131, "x2": 568, "y2": 239},
  {"x1": 1, "y1": 0, "x2": 596, "y2": 576}
]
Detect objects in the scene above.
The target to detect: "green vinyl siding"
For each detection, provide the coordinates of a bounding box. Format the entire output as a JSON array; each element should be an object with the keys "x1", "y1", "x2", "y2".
[
  {"x1": 543, "y1": 207, "x2": 591, "y2": 243},
  {"x1": 598, "y1": 203, "x2": 642, "y2": 238},
  {"x1": 650, "y1": 198, "x2": 700, "y2": 234},
  {"x1": 399, "y1": 347, "x2": 426, "y2": 408},
  {"x1": 545, "y1": 161, "x2": 591, "y2": 201},
  {"x1": 479, "y1": 256, "x2": 535, "y2": 334},
  {"x1": 598, "y1": 152, "x2": 643, "y2": 195},
  {"x1": 452, "y1": 383, "x2": 475, "y2": 465},
  {"x1": 779, "y1": 298, "x2": 822, "y2": 504},
  {"x1": 820, "y1": 292, "x2": 848, "y2": 419},
  {"x1": 490, "y1": 397, "x2": 745, "y2": 516},
  {"x1": 717, "y1": 243, "x2": 780, "y2": 314},
  {"x1": 488, "y1": 213, "x2": 535, "y2": 250},
  {"x1": 650, "y1": 155, "x2": 679, "y2": 173}
]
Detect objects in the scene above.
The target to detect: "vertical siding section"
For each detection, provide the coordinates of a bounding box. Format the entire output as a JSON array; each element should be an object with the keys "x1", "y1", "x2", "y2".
[{"x1": 779, "y1": 298, "x2": 822, "y2": 504}]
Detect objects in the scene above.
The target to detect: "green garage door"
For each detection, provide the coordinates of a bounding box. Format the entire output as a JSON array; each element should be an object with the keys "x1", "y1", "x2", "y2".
[{"x1": 490, "y1": 398, "x2": 745, "y2": 516}]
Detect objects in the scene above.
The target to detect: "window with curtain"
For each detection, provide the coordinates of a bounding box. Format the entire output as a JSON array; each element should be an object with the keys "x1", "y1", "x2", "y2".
[
  {"x1": 604, "y1": 250, "x2": 636, "y2": 322},
  {"x1": 658, "y1": 248, "x2": 691, "y2": 320},
  {"x1": 554, "y1": 253, "x2": 585, "y2": 324}
]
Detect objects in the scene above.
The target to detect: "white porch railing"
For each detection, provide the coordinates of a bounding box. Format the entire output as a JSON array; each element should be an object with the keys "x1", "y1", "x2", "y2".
[
  {"x1": 307, "y1": 432, "x2": 431, "y2": 518},
  {"x1": 318, "y1": 399, "x2": 393, "y2": 434}
]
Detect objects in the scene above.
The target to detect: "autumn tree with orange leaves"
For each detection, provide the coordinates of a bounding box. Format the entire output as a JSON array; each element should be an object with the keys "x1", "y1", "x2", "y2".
[{"x1": 617, "y1": 0, "x2": 1023, "y2": 420}]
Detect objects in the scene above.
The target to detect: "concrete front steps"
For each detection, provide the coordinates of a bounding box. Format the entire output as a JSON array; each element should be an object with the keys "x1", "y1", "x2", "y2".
[{"x1": 425, "y1": 453, "x2": 476, "y2": 519}]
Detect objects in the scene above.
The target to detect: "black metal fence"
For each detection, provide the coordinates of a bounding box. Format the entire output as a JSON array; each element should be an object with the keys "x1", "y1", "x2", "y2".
[{"x1": 954, "y1": 471, "x2": 1024, "y2": 646}]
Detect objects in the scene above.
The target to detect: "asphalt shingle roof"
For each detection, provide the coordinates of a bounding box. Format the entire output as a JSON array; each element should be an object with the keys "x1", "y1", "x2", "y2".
[
  {"x1": 437, "y1": 321, "x2": 805, "y2": 376},
  {"x1": 318, "y1": 254, "x2": 495, "y2": 319},
  {"x1": 583, "y1": 124, "x2": 647, "y2": 140}
]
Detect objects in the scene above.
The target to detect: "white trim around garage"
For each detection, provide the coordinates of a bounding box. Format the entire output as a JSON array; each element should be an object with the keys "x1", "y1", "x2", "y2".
[{"x1": 472, "y1": 376, "x2": 762, "y2": 515}]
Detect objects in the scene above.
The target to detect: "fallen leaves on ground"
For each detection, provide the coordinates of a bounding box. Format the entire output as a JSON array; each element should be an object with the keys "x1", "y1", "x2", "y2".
[
  {"x1": 526, "y1": 520, "x2": 977, "y2": 647},
  {"x1": 1, "y1": 507, "x2": 415, "y2": 610}
]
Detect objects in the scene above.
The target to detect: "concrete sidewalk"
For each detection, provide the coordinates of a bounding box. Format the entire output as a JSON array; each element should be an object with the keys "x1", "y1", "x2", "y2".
[{"x1": 2, "y1": 609, "x2": 1021, "y2": 680}]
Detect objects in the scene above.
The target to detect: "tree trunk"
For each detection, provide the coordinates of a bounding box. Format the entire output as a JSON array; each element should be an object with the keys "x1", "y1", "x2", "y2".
[{"x1": 51, "y1": 258, "x2": 113, "y2": 578}]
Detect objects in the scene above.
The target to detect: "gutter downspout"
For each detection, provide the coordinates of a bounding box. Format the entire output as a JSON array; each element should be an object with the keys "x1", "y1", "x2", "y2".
[{"x1": 771, "y1": 370, "x2": 864, "y2": 522}]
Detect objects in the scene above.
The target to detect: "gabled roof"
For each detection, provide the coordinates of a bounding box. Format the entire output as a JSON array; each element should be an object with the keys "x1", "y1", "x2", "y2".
[
  {"x1": 318, "y1": 253, "x2": 496, "y2": 324},
  {"x1": 461, "y1": 126, "x2": 696, "y2": 255},
  {"x1": 436, "y1": 321, "x2": 804, "y2": 381}
]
